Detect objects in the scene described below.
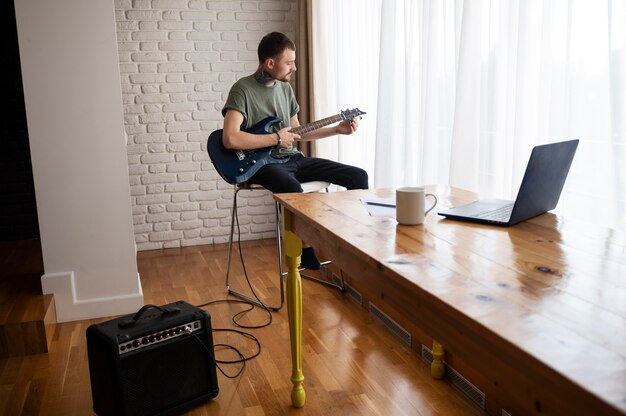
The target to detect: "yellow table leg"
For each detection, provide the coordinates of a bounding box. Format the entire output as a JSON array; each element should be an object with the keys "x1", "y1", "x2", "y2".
[
  {"x1": 431, "y1": 340, "x2": 446, "y2": 379},
  {"x1": 283, "y1": 210, "x2": 305, "y2": 407}
]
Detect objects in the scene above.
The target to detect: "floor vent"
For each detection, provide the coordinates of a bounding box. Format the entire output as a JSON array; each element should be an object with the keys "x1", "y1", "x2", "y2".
[
  {"x1": 333, "y1": 273, "x2": 362, "y2": 305},
  {"x1": 421, "y1": 345, "x2": 486, "y2": 409},
  {"x1": 368, "y1": 302, "x2": 411, "y2": 347}
]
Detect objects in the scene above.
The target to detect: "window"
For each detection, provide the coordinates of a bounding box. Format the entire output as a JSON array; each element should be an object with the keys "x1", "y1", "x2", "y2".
[{"x1": 312, "y1": 0, "x2": 625, "y2": 232}]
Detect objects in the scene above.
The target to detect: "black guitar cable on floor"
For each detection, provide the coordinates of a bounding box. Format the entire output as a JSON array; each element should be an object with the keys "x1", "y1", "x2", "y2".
[{"x1": 185, "y1": 324, "x2": 261, "y2": 379}]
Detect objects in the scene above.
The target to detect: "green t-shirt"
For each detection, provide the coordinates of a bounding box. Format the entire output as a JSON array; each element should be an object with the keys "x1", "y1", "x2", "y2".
[{"x1": 222, "y1": 75, "x2": 302, "y2": 157}]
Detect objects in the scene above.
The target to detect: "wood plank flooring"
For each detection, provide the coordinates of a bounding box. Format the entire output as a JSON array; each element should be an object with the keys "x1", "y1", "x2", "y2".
[
  {"x1": 0, "y1": 239, "x2": 484, "y2": 415},
  {"x1": 0, "y1": 239, "x2": 54, "y2": 357}
]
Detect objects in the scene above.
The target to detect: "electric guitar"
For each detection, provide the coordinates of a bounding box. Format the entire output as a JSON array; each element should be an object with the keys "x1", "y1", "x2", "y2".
[{"x1": 207, "y1": 108, "x2": 365, "y2": 185}]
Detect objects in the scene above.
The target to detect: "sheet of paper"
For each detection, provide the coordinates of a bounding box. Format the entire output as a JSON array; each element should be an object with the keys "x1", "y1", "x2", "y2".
[{"x1": 360, "y1": 197, "x2": 396, "y2": 217}]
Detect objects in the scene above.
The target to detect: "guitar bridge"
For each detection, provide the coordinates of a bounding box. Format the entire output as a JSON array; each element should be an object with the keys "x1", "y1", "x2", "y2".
[{"x1": 235, "y1": 150, "x2": 245, "y2": 161}]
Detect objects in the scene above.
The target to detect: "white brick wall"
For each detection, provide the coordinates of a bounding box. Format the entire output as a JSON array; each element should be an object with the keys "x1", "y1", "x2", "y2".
[{"x1": 115, "y1": 0, "x2": 296, "y2": 250}]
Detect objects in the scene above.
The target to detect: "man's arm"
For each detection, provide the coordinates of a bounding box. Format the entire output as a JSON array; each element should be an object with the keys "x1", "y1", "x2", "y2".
[{"x1": 222, "y1": 109, "x2": 299, "y2": 150}]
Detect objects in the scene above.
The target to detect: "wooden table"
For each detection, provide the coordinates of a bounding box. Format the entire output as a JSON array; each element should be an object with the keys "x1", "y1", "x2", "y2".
[{"x1": 274, "y1": 185, "x2": 626, "y2": 416}]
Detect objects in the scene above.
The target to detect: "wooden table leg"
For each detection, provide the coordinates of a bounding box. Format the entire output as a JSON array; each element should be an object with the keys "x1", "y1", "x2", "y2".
[
  {"x1": 283, "y1": 210, "x2": 305, "y2": 407},
  {"x1": 431, "y1": 340, "x2": 446, "y2": 379}
]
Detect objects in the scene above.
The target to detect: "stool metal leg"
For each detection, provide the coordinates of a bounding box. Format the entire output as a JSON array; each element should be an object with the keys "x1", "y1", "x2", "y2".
[
  {"x1": 224, "y1": 186, "x2": 239, "y2": 291},
  {"x1": 226, "y1": 187, "x2": 285, "y2": 311},
  {"x1": 225, "y1": 185, "x2": 345, "y2": 312}
]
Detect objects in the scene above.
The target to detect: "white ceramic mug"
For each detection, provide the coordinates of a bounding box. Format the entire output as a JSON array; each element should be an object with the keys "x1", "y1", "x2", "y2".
[{"x1": 395, "y1": 187, "x2": 438, "y2": 225}]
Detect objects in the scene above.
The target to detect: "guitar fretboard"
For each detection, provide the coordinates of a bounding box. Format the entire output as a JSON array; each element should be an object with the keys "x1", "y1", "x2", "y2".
[{"x1": 291, "y1": 115, "x2": 343, "y2": 135}]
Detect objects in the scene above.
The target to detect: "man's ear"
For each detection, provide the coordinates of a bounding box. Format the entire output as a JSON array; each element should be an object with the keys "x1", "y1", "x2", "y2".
[{"x1": 265, "y1": 58, "x2": 276, "y2": 70}]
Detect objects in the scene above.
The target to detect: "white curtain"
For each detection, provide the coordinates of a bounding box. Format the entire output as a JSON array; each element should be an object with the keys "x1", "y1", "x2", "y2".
[{"x1": 311, "y1": 0, "x2": 626, "y2": 232}]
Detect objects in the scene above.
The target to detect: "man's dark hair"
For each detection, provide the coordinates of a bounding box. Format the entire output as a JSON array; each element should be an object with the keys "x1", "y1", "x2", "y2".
[{"x1": 258, "y1": 32, "x2": 296, "y2": 63}]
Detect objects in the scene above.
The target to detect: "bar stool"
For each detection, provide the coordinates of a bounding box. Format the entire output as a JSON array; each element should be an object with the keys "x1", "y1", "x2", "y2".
[{"x1": 225, "y1": 181, "x2": 344, "y2": 311}]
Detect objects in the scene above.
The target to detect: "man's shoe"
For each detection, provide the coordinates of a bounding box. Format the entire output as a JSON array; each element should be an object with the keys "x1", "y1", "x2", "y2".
[{"x1": 301, "y1": 247, "x2": 321, "y2": 270}]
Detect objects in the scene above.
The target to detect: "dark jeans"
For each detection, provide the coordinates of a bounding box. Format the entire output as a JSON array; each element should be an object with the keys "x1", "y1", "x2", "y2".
[{"x1": 249, "y1": 154, "x2": 369, "y2": 193}]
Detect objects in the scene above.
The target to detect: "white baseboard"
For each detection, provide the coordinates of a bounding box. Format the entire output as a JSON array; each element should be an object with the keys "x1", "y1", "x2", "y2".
[{"x1": 41, "y1": 271, "x2": 144, "y2": 323}]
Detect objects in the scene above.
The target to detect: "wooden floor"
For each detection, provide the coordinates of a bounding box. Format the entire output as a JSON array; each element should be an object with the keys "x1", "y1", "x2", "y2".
[{"x1": 0, "y1": 239, "x2": 484, "y2": 416}]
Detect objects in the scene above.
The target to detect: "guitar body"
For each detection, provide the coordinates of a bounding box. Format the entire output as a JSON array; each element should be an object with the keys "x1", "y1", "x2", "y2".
[
  {"x1": 207, "y1": 117, "x2": 288, "y2": 185},
  {"x1": 207, "y1": 108, "x2": 365, "y2": 185}
]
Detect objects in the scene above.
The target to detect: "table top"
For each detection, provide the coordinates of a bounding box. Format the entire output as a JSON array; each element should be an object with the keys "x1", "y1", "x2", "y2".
[{"x1": 274, "y1": 185, "x2": 626, "y2": 415}]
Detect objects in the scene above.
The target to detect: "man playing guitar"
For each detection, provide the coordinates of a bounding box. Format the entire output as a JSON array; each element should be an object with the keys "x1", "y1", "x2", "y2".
[{"x1": 221, "y1": 32, "x2": 368, "y2": 270}]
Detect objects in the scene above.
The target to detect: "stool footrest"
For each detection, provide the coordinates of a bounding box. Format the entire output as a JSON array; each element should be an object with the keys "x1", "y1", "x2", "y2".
[{"x1": 300, "y1": 273, "x2": 345, "y2": 291}]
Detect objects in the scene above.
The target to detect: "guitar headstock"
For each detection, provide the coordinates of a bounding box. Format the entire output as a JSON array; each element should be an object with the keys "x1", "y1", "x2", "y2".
[{"x1": 340, "y1": 108, "x2": 366, "y2": 121}]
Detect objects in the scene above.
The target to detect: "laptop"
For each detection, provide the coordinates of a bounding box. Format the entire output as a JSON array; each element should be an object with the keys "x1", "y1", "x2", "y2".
[{"x1": 438, "y1": 139, "x2": 579, "y2": 226}]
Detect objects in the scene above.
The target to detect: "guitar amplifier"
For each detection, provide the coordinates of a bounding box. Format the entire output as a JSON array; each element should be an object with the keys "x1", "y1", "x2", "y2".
[{"x1": 86, "y1": 300, "x2": 219, "y2": 416}]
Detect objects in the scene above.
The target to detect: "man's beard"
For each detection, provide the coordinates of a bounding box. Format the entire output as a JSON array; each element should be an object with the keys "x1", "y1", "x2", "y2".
[{"x1": 277, "y1": 72, "x2": 292, "y2": 82}]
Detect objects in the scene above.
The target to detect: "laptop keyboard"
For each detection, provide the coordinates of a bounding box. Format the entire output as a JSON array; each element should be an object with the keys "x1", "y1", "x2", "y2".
[{"x1": 476, "y1": 203, "x2": 514, "y2": 222}]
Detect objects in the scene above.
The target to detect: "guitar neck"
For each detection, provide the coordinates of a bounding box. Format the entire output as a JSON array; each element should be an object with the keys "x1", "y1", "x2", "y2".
[{"x1": 291, "y1": 114, "x2": 343, "y2": 136}]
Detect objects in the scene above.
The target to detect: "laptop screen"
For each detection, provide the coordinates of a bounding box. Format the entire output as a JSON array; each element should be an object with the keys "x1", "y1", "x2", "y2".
[{"x1": 508, "y1": 139, "x2": 579, "y2": 224}]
